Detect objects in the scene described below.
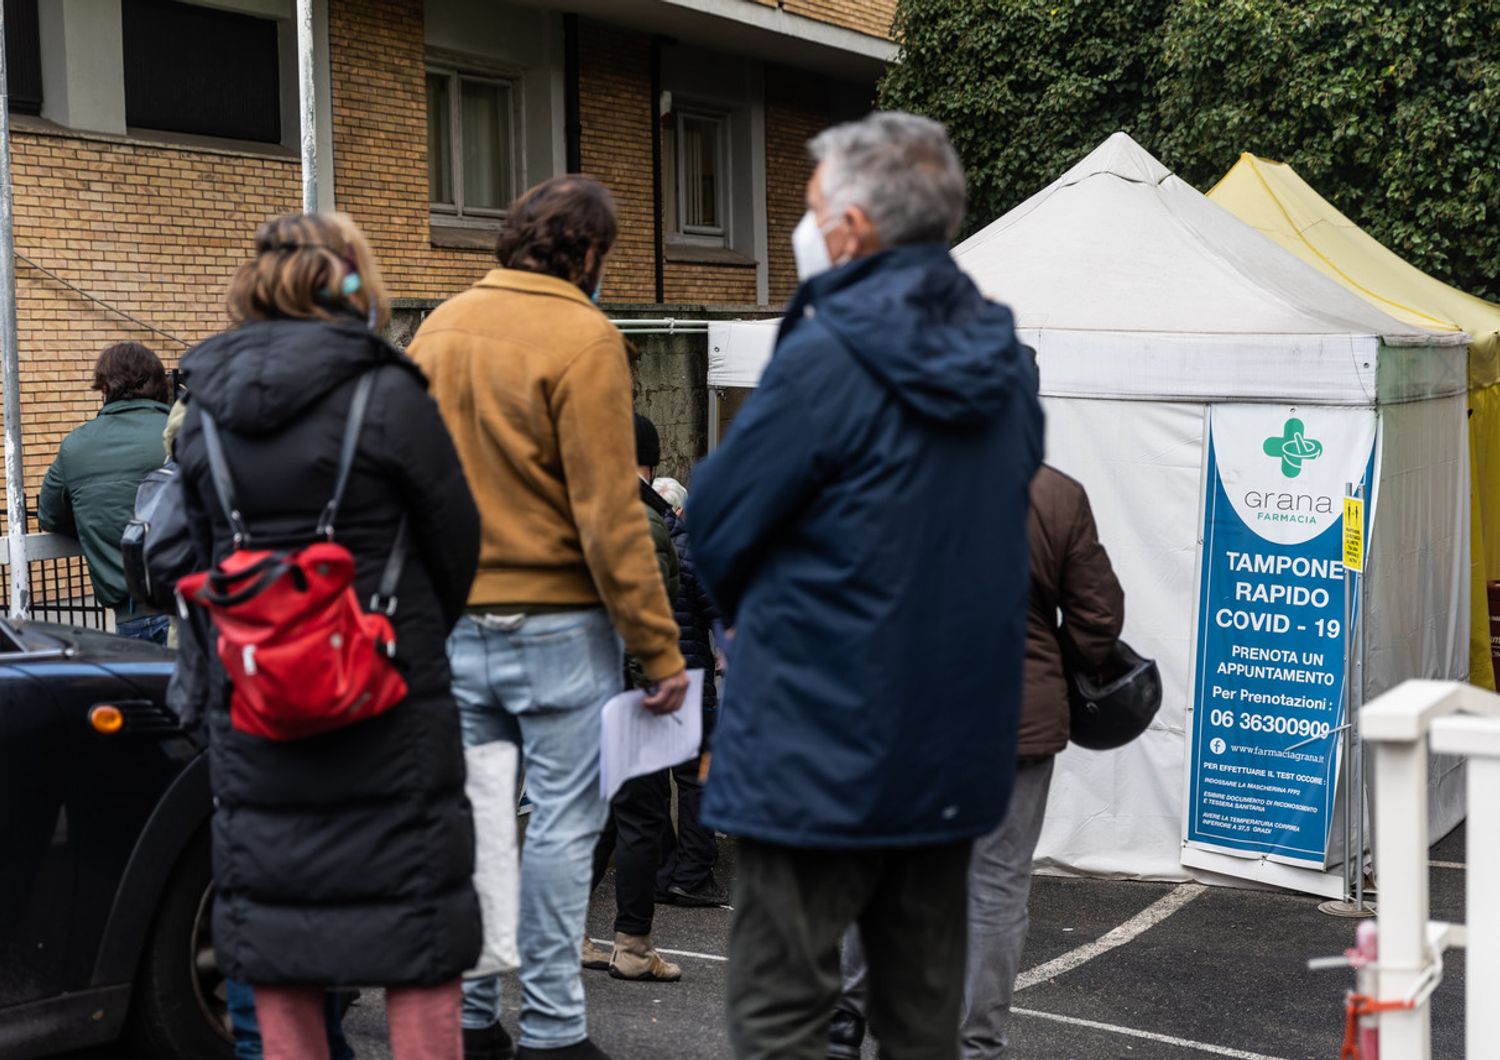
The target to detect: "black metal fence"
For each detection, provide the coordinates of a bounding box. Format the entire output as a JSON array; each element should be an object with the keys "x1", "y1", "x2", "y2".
[{"x1": 0, "y1": 509, "x2": 111, "y2": 630}]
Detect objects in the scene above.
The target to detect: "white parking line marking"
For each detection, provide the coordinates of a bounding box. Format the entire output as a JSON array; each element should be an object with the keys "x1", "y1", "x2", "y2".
[
  {"x1": 655, "y1": 945, "x2": 729, "y2": 962},
  {"x1": 1012, "y1": 1007, "x2": 1293, "y2": 1060},
  {"x1": 1429, "y1": 860, "x2": 1466, "y2": 870},
  {"x1": 1015, "y1": 883, "x2": 1207, "y2": 992},
  {"x1": 589, "y1": 938, "x2": 729, "y2": 963}
]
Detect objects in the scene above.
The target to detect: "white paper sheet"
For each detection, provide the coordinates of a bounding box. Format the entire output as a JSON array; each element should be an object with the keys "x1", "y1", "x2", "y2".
[{"x1": 599, "y1": 669, "x2": 704, "y2": 800}]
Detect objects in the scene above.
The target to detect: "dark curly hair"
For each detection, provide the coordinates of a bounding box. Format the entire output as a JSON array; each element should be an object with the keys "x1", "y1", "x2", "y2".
[
  {"x1": 93, "y1": 341, "x2": 170, "y2": 404},
  {"x1": 495, "y1": 176, "x2": 617, "y2": 293}
]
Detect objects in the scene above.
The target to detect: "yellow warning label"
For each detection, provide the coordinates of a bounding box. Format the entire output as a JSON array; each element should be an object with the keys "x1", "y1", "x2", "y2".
[{"x1": 1343, "y1": 497, "x2": 1365, "y2": 573}]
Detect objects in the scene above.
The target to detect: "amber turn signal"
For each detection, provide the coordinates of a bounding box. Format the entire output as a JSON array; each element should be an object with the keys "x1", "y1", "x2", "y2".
[{"x1": 89, "y1": 705, "x2": 125, "y2": 735}]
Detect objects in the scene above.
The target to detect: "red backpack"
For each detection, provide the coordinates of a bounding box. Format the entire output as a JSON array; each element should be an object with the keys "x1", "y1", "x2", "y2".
[{"x1": 177, "y1": 373, "x2": 410, "y2": 741}]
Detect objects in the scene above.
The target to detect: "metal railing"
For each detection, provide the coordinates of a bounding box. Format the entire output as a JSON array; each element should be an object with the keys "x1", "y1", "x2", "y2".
[
  {"x1": 0, "y1": 524, "x2": 109, "y2": 629},
  {"x1": 1360, "y1": 679, "x2": 1498, "y2": 1057}
]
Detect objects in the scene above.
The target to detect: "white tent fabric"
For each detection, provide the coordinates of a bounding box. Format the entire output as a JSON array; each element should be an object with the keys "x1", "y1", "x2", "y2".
[
  {"x1": 957, "y1": 133, "x2": 1458, "y2": 344},
  {"x1": 702, "y1": 132, "x2": 1468, "y2": 888},
  {"x1": 958, "y1": 133, "x2": 1466, "y2": 884},
  {"x1": 708, "y1": 318, "x2": 779, "y2": 388}
]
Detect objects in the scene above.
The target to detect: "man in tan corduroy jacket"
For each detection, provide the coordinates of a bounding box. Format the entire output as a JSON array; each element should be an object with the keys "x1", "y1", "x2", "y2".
[{"x1": 409, "y1": 176, "x2": 687, "y2": 1060}]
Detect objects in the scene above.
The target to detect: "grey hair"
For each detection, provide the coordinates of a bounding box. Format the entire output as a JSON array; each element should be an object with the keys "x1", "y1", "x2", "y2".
[
  {"x1": 652, "y1": 476, "x2": 687, "y2": 512},
  {"x1": 809, "y1": 111, "x2": 966, "y2": 246}
]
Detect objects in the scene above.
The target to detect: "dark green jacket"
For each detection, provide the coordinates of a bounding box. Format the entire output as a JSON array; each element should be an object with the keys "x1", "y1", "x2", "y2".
[
  {"x1": 39, "y1": 398, "x2": 171, "y2": 610},
  {"x1": 626, "y1": 493, "x2": 680, "y2": 689}
]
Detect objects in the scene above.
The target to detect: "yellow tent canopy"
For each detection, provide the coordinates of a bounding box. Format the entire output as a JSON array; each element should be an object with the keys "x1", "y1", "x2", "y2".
[{"x1": 1210, "y1": 153, "x2": 1500, "y2": 691}]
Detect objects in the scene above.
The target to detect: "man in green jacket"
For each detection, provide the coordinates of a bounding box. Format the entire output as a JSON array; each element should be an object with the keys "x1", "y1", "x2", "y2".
[{"x1": 39, "y1": 341, "x2": 172, "y2": 642}]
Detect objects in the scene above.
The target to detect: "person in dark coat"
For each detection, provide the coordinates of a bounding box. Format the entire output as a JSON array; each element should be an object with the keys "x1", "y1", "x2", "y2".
[
  {"x1": 689, "y1": 112, "x2": 1043, "y2": 1060},
  {"x1": 39, "y1": 341, "x2": 172, "y2": 642},
  {"x1": 650, "y1": 476, "x2": 727, "y2": 907},
  {"x1": 174, "y1": 213, "x2": 482, "y2": 1060},
  {"x1": 830, "y1": 464, "x2": 1126, "y2": 1059},
  {"x1": 584, "y1": 414, "x2": 685, "y2": 984}
]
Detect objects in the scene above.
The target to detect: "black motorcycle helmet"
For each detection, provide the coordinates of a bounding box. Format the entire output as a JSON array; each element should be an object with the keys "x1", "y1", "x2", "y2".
[{"x1": 1065, "y1": 638, "x2": 1163, "y2": 751}]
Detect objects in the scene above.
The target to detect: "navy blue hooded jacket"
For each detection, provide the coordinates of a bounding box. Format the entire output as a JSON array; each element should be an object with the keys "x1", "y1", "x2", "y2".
[{"x1": 689, "y1": 244, "x2": 1043, "y2": 849}]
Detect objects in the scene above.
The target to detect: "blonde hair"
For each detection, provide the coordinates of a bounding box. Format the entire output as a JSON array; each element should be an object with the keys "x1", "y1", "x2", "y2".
[{"x1": 227, "y1": 212, "x2": 390, "y2": 329}]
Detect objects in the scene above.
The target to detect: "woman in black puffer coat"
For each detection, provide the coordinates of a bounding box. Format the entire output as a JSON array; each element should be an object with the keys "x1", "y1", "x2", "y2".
[
  {"x1": 175, "y1": 213, "x2": 481, "y2": 1060},
  {"x1": 651, "y1": 478, "x2": 727, "y2": 906}
]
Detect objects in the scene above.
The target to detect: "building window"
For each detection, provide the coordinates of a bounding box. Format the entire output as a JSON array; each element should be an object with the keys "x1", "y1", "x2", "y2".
[
  {"x1": 5, "y1": 0, "x2": 41, "y2": 116},
  {"x1": 122, "y1": 0, "x2": 281, "y2": 144},
  {"x1": 664, "y1": 106, "x2": 729, "y2": 245},
  {"x1": 427, "y1": 67, "x2": 517, "y2": 222}
]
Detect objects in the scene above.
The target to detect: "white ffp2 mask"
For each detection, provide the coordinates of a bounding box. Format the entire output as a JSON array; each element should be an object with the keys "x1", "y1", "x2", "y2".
[{"x1": 792, "y1": 210, "x2": 835, "y2": 282}]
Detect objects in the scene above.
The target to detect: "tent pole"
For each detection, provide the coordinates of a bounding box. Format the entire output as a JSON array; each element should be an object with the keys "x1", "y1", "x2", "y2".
[
  {"x1": 297, "y1": 0, "x2": 318, "y2": 213},
  {"x1": 707, "y1": 388, "x2": 722, "y2": 451},
  {"x1": 0, "y1": 4, "x2": 28, "y2": 619},
  {"x1": 1343, "y1": 481, "x2": 1355, "y2": 902},
  {"x1": 1355, "y1": 480, "x2": 1367, "y2": 912}
]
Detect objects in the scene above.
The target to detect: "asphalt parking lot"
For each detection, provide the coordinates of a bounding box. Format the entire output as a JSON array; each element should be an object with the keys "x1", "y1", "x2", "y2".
[
  {"x1": 53, "y1": 826, "x2": 1462, "y2": 1058},
  {"x1": 329, "y1": 826, "x2": 1468, "y2": 1060}
]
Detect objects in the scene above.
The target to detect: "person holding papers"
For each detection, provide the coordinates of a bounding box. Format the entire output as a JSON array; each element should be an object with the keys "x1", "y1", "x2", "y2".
[
  {"x1": 583, "y1": 415, "x2": 686, "y2": 983},
  {"x1": 409, "y1": 176, "x2": 687, "y2": 1060}
]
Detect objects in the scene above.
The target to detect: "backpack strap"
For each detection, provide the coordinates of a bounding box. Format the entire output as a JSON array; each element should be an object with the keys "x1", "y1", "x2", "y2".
[
  {"x1": 370, "y1": 517, "x2": 409, "y2": 620},
  {"x1": 198, "y1": 411, "x2": 252, "y2": 547},
  {"x1": 316, "y1": 372, "x2": 378, "y2": 540}
]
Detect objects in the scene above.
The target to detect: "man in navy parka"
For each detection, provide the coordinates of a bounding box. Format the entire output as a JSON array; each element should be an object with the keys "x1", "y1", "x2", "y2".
[{"x1": 688, "y1": 112, "x2": 1044, "y2": 1059}]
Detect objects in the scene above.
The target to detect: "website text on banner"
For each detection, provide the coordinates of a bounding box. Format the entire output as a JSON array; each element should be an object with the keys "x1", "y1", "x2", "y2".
[{"x1": 1186, "y1": 405, "x2": 1376, "y2": 868}]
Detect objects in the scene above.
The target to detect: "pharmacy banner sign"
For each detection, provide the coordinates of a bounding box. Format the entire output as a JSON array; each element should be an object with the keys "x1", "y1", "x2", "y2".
[{"x1": 1185, "y1": 405, "x2": 1375, "y2": 867}]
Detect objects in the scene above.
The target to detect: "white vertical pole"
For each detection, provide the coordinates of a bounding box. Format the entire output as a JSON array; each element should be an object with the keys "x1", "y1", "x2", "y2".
[
  {"x1": 296, "y1": 0, "x2": 317, "y2": 214},
  {"x1": 1468, "y1": 756, "x2": 1500, "y2": 1057},
  {"x1": 1373, "y1": 739, "x2": 1432, "y2": 1057},
  {"x1": 0, "y1": 3, "x2": 29, "y2": 619}
]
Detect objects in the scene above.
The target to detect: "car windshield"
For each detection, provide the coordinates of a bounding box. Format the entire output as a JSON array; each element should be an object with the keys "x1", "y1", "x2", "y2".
[{"x1": 0, "y1": 617, "x2": 71, "y2": 656}]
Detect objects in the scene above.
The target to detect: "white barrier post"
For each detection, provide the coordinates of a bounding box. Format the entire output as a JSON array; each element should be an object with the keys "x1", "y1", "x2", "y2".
[
  {"x1": 1371, "y1": 734, "x2": 1431, "y2": 1057},
  {"x1": 1429, "y1": 711, "x2": 1500, "y2": 1057},
  {"x1": 1467, "y1": 754, "x2": 1500, "y2": 1056}
]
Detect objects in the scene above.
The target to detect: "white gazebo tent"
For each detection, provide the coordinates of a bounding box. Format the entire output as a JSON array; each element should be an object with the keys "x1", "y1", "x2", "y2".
[{"x1": 706, "y1": 133, "x2": 1470, "y2": 893}]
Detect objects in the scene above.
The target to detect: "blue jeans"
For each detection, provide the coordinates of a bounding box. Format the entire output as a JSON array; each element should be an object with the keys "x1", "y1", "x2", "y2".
[
  {"x1": 225, "y1": 979, "x2": 354, "y2": 1060},
  {"x1": 450, "y1": 610, "x2": 622, "y2": 1049},
  {"x1": 116, "y1": 612, "x2": 171, "y2": 644}
]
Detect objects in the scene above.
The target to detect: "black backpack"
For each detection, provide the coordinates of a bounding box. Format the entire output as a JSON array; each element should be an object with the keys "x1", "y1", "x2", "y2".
[{"x1": 121, "y1": 461, "x2": 195, "y2": 612}]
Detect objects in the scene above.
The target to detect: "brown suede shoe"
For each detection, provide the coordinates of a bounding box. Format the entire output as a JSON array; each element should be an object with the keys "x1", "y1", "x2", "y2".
[
  {"x1": 608, "y1": 931, "x2": 682, "y2": 981},
  {"x1": 581, "y1": 935, "x2": 613, "y2": 970}
]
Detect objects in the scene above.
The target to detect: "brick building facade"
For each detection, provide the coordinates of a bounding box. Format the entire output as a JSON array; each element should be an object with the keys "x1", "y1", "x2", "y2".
[{"x1": 3, "y1": 0, "x2": 893, "y2": 511}]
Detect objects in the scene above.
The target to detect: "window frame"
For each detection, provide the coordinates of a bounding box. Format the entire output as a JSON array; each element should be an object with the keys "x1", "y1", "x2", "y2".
[
  {"x1": 669, "y1": 105, "x2": 731, "y2": 247},
  {"x1": 121, "y1": 0, "x2": 285, "y2": 146},
  {"x1": 425, "y1": 59, "x2": 521, "y2": 226}
]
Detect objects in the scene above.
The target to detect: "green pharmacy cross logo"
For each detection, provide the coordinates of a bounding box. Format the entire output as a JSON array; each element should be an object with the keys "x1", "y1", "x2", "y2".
[{"x1": 1263, "y1": 418, "x2": 1324, "y2": 479}]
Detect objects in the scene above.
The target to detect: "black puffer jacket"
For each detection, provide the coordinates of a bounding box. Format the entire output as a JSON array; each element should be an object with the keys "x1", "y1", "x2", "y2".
[
  {"x1": 662, "y1": 507, "x2": 719, "y2": 714},
  {"x1": 176, "y1": 318, "x2": 482, "y2": 986}
]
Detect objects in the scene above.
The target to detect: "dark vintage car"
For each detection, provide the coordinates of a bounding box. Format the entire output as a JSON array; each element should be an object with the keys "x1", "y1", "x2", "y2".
[{"x1": 0, "y1": 620, "x2": 231, "y2": 1059}]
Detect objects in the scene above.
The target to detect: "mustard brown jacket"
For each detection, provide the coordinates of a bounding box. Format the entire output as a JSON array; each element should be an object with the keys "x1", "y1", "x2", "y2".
[{"x1": 409, "y1": 268, "x2": 684, "y2": 681}]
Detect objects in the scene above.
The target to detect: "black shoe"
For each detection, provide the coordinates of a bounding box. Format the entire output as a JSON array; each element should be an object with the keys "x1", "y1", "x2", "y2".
[
  {"x1": 515, "y1": 1040, "x2": 611, "y2": 1060},
  {"x1": 464, "y1": 1022, "x2": 516, "y2": 1060},
  {"x1": 666, "y1": 878, "x2": 730, "y2": 907},
  {"x1": 827, "y1": 1009, "x2": 865, "y2": 1060}
]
